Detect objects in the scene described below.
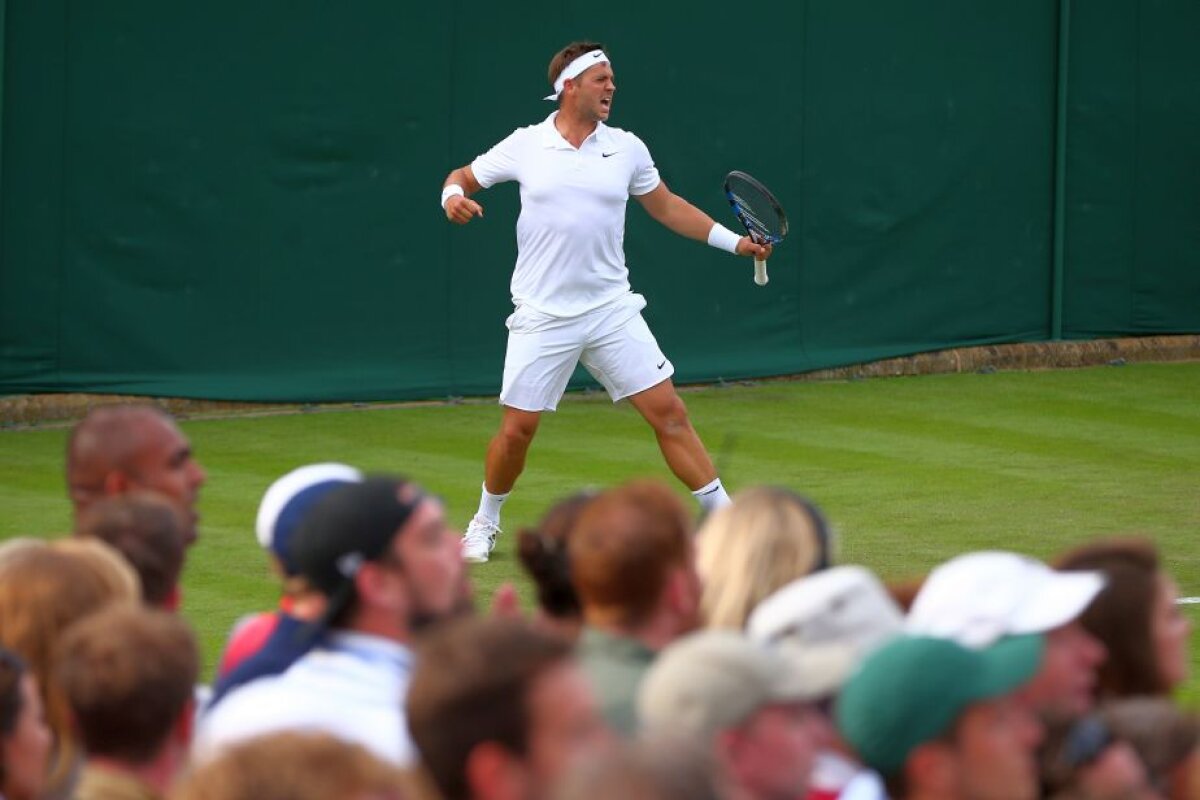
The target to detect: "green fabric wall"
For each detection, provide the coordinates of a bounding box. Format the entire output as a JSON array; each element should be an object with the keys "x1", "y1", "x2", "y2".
[
  {"x1": 1061, "y1": 0, "x2": 1200, "y2": 336},
  {"x1": 1, "y1": 1, "x2": 1196, "y2": 401}
]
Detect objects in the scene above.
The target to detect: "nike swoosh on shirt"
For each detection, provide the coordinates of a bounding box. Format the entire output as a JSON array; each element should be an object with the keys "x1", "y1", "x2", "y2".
[
  {"x1": 656, "y1": 360, "x2": 666, "y2": 369},
  {"x1": 602, "y1": 152, "x2": 618, "y2": 158}
]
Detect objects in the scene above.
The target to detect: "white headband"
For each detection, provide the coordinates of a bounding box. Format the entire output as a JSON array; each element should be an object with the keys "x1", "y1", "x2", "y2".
[{"x1": 544, "y1": 49, "x2": 611, "y2": 101}]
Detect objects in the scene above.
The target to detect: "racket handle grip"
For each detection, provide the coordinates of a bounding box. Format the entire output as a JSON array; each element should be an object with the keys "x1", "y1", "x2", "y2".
[{"x1": 753, "y1": 258, "x2": 769, "y2": 286}]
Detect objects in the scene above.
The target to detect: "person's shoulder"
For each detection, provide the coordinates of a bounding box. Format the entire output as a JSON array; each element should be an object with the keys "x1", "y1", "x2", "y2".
[
  {"x1": 506, "y1": 115, "x2": 555, "y2": 140},
  {"x1": 600, "y1": 124, "x2": 653, "y2": 159},
  {"x1": 601, "y1": 123, "x2": 647, "y2": 145}
]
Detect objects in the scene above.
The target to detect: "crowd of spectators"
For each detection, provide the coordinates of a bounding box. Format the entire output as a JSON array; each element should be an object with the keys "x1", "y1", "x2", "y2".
[{"x1": 0, "y1": 403, "x2": 1194, "y2": 800}]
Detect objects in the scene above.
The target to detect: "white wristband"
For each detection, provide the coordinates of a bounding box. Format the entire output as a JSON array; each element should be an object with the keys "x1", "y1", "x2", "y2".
[
  {"x1": 440, "y1": 184, "x2": 465, "y2": 209},
  {"x1": 707, "y1": 223, "x2": 742, "y2": 254}
]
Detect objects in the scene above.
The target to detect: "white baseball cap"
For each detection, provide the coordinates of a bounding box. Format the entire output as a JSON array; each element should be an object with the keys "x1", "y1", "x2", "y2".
[
  {"x1": 907, "y1": 551, "x2": 1106, "y2": 648},
  {"x1": 255, "y1": 463, "x2": 363, "y2": 576},
  {"x1": 747, "y1": 565, "x2": 904, "y2": 698}
]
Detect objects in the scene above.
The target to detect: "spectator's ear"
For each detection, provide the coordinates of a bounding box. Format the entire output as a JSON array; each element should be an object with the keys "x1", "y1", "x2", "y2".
[
  {"x1": 174, "y1": 697, "x2": 196, "y2": 749},
  {"x1": 663, "y1": 564, "x2": 701, "y2": 619},
  {"x1": 713, "y1": 726, "x2": 749, "y2": 783},
  {"x1": 908, "y1": 740, "x2": 957, "y2": 794},
  {"x1": 103, "y1": 470, "x2": 132, "y2": 495},
  {"x1": 355, "y1": 561, "x2": 406, "y2": 613},
  {"x1": 465, "y1": 741, "x2": 528, "y2": 800}
]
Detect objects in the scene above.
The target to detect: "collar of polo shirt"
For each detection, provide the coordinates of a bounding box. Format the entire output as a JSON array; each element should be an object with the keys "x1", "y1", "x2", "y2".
[
  {"x1": 544, "y1": 49, "x2": 611, "y2": 101},
  {"x1": 539, "y1": 112, "x2": 613, "y2": 150}
]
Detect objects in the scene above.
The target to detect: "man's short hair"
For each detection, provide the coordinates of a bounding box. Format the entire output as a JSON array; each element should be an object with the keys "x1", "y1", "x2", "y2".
[
  {"x1": 569, "y1": 480, "x2": 693, "y2": 628},
  {"x1": 406, "y1": 616, "x2": 573, "y2": 800},
  {"x1": 555, "y1": 736, "x2": 722, "y2": 800},
  {"x1": 171, "y1": 731, "x2": 411, "y2": 800},
  {"x1": 56, "y1": 605, "x2": 198, "y2": 763},
  {"x1": 547, "y1": 40, "x2": 606, "y2": 88},
  {"x1": 75, "y1": 491, "x2": 186, "y2": 607},
  {"x1": 65, "y1": 404, "x2": 173, "y2": 506}
]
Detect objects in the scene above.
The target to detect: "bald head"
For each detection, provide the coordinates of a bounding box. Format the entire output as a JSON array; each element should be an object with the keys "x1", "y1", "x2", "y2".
[{"x1": 66, "y1": 405, "x2": 206, "y2": 544}]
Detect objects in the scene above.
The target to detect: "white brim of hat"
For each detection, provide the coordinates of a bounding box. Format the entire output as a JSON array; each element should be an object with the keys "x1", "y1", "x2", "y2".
[
  {"x1": 1009, "y1": 569, "x2": 1106, "y2": 635},
  {"x1": 908, "y1": 551, "x2": 1107, "y2": 649},
  {"x1": 773, "y1": 640, "x2": 862, "y2": 699}
]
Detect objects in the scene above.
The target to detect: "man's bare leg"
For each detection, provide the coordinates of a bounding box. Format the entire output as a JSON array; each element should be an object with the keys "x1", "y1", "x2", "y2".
[
  {"x1": 627, "y1": 379, "x2": 731, "y2": 512},
  {"x1": 463, "y1": 406, "x2": 542, "y2": 563},
  {"x1": 484, "y1": 406, "x2": 542, "y2": 496}
]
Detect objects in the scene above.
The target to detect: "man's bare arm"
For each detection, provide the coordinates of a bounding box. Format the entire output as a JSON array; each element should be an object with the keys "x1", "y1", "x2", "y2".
[
  {"x1": 442, "y1": 165, "x2": 485, "y2": 225},
  {"x1": 635, "y1": 182, "x2": 771, "y2": 259}
]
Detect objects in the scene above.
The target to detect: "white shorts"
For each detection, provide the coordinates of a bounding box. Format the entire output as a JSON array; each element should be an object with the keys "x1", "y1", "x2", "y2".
[{"x1": 499, "y1": 293, "x2": 675, "y2": 412}]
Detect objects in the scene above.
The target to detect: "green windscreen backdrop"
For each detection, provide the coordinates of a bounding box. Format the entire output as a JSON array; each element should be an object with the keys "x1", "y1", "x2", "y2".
[{"x1": 2, "y1": 0, "x2": 1197, "y2": 402}]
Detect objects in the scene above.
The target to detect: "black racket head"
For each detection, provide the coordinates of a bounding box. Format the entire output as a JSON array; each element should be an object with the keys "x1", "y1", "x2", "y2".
[{"x1": 724, "y1": 170, "x2": 788, "y2": 244}]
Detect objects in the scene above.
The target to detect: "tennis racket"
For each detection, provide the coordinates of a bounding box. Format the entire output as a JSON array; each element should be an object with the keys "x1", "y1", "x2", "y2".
[{"x1": 724, "y1": 171, "x2": 788, "y2": 286}]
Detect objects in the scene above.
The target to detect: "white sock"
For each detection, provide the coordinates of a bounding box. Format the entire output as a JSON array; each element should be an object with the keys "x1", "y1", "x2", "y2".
[
  {"x1": 476, "y1": 483, "x2": 510, "y2": 526},
  {"x1": 692, "y1": 478, "x2": 731, "y2": 513}
]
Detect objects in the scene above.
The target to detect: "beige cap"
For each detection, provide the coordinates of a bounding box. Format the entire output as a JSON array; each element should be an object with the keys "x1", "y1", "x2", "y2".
[{"x1": 637, "y1": 629, "x2": 824, "y2": 741}]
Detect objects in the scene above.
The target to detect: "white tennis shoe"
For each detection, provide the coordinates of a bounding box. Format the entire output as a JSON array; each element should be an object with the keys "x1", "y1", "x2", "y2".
[{"x1": 462, "y1": 515, "x2": 501, "y2": 563}]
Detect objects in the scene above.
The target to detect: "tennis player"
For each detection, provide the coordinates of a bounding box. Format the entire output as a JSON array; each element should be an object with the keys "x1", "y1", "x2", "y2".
[{"x1": 441, "y1": 41, "x2": 772, "y2": 563}]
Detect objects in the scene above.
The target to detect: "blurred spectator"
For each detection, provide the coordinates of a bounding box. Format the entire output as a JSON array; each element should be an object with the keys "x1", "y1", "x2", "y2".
[
  {"x1": 884, "y1": 576, "x2": 925, "y2": 613},
  {"x1": 552, "y1": 736, "x2": 725, "y2": 800},
  {"x1": 407, "y1": 616, "x2": 612, "y2": 800},
  {"x1": 57, "y1": 606, "x2": 199, "y2": 800},
  {"x1": 1056, "y1": 538, "x2": 1191, "y2": 699},
  {"x1": 75, "y1": 491, "x2": 187, "y2": 609},
  {"x1": 0, "y1": 539, "x2": 138, "y2": 797},
  {"x1": 52, "y1": 538, "x2": 142, "y2": 599},
  {"x1": 516, "y1": 491, "x2": 595, "y2": 639},
  {"x1": 837, "y1": 635, "x2": 1045, "y2": 800},
  {"x1": 196, "y1": 476, "x2": 463, "y2": 766},
  {"x1": 213, "y1": 463, "x2": 361, "y2": 683},
  {"x1": 908, "y1": 551, "x2": 1107, "y2": 721},
  {"x1": 639, "y1": 629, "x2": 827, "y2": 800},
  {"x1": 0, "y1": 647, "x2": 52, "y2": 800},
  {"x1": 696, "y1": 487, "x2": 832, "y2": 629},
  {"x1": 1101, "y1": 697, "x2": 1200, "y2": 800},
  {"x1": 568, "y1": 480, "x2": 701, "y2": 735},
  {"x1": 65, "y1": 405, "x2": 206, "y2": 546},
  {"x1": 748, "y1": 566, "x2": 904, "y2": 800},
  {"x1": 1039, "y1": 712, "x2": 1154, "y2": 800},
  {"x1": 170, "y1": 732, "x2": 412, "y2": 800}
]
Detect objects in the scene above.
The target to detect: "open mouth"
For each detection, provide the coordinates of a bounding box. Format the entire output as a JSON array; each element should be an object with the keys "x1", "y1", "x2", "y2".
[{"x1": 600, "y1": 96, "x2": 612, "y2": 109}]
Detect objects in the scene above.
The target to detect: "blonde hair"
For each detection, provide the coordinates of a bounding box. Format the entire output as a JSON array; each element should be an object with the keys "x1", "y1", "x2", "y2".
[
  {"x1": 0, "y1": 538, "x2": 139, "y2": 792},
  {"x1": 696, "y1": 486, "x2": 831, "y2": 629}
]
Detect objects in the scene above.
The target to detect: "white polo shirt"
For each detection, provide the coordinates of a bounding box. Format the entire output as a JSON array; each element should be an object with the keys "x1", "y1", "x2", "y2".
[
  {"x1": 471, "y1": 112, "x2": 661, "y2": 318},
  {"x1": 193, "y1": 631, "x2": 415, "y2": 767}
]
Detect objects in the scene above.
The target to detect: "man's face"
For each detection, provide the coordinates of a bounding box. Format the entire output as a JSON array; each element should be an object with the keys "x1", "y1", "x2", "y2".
[
  {"x1": 567, "y1": 63, "x2": 615, "y2": 122},
  {"x1": 1015, "y1": 622, "x2": 1106, "y2": 718},
  {"x1": 724, "y1": 701, "x2": 825, "y2": 800},
  {"x1": 124, "y1": 416, "x2": 206, "y2": 545},
  {"x1": 947, "y1": 696, "x2": 1043, "y2": 800},
  {"x1": 391, "y1": 499, "x2": 464, "y2": 628},
  {"x1": 522, "y1": 661, "x2": 613, "y2": 799}
]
